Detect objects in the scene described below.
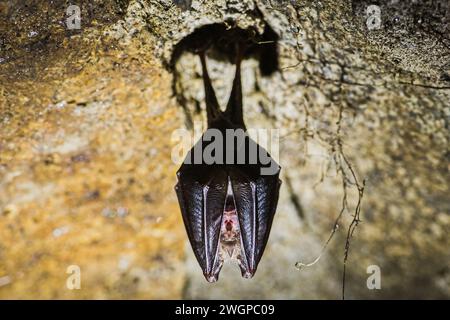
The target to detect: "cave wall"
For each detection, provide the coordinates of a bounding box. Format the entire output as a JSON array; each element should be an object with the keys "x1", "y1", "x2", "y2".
[{"x1": 0, "y1": 0, "x2": 448, "y2": 299}]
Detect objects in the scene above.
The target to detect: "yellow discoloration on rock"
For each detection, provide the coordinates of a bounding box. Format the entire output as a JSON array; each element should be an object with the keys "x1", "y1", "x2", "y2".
[
  {"x1": 0, "y1": 21, "x2": 185, "y2": 298},
  {"x1": 1, "y1": 0, "x2": 449, "y2": 299}
]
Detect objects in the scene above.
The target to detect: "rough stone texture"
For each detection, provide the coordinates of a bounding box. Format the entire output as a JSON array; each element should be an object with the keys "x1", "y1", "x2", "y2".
[
  {"x1": 0, "y1": 0, "x2": 449, "y2": 299},
  {"x1": 0, "y1": 1, "x2": 185, "y2": 299}
]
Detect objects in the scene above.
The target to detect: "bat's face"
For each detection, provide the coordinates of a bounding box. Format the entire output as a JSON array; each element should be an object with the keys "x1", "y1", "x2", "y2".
[{"x1": 205, "y1": 184, "x2": 254, "y2": 282}]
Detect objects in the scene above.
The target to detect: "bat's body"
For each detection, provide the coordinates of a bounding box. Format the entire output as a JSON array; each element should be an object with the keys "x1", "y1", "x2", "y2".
[{"x1": 175, "y1": 42, "x2": 281, "y2": 282}]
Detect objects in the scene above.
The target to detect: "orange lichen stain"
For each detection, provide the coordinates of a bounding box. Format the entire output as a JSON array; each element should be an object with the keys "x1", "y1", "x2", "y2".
[{"x1": 0, "y1": 32, "x2": 186, "y2": 298}]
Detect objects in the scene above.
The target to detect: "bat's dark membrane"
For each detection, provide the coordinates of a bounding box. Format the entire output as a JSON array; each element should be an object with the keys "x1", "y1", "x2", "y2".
[
  {"x1": 175, "y1": 129, "x2": 281, "y2": 281},
  {"x1": 175, "y1": 39, "x2": 281, "y2": 282}
]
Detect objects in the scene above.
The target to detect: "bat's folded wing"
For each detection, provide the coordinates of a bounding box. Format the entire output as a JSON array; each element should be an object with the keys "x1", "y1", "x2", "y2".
[
  {"x1": 230, "y1": 160, "x2": 281, "y2": 278},
  {"x1": 175, "y1": 165, "x2": 228, "y2": 281}
]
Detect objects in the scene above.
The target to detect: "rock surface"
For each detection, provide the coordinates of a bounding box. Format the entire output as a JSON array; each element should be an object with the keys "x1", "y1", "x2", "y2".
[{"x1": 0, "y1": 0, "x2": 449, "y2": 299}]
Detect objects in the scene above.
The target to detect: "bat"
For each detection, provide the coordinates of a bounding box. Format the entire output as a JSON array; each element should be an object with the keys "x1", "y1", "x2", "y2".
[{"x1": 175, "y1": 41, "x2": 281, "y2": 282}]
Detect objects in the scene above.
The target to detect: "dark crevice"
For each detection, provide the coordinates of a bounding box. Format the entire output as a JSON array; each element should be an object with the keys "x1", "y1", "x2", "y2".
[
  {"x1": 284, "y1": 174, "x2": 305, "y2": 221},
  {"x1": 169, "y1": 20, "x2": 280, "y2": 129}
]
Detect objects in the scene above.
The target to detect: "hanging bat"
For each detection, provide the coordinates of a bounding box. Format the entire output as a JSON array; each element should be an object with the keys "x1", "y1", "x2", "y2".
[{"x1": 175, "y1": 41, "x2": 281, "y2": 282}]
